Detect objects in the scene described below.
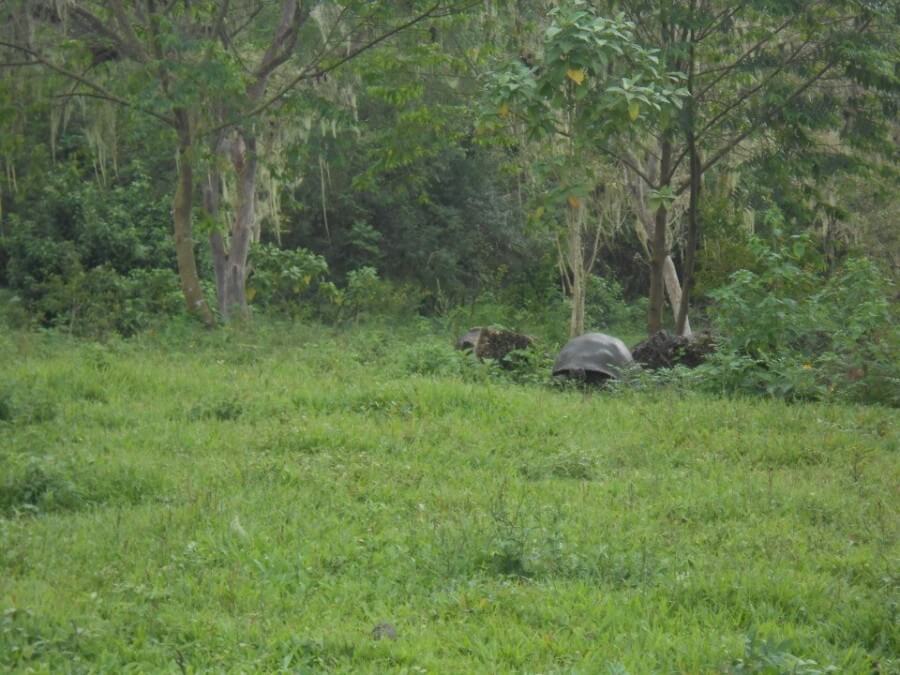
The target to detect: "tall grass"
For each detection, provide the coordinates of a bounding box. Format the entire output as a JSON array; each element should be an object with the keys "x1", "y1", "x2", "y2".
[{"x1": 1, "y1": 321, "x2": 897, "y2": 672}]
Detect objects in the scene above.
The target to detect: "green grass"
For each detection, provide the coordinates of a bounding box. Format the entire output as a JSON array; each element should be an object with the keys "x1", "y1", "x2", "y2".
[{"x1": 1, "y1": 321, "x2": 897, "y2": 673}]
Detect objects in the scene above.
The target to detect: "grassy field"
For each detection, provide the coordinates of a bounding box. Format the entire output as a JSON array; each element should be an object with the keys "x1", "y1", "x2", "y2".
[{"x1": 1, "y1": 322, "x2": 897, "y2": 673}]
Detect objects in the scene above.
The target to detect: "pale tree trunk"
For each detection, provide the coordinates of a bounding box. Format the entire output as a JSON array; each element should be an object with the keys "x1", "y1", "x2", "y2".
[
  {"x1": 203, "y1": 131, "x2": 259, "y2": 322},
  {"x1": 567, "y1": 199, "x2": 587, "y2": 337},
  {"x1": 675, "y1": 13, "x2": 698, "y2": 338},
  {"x1": 204, "y1": 0, "x2": 302, "y2": 321},
  {"x1": 647, "y1": 138, "x2": 672, "y2": 334},
  {"x1": 202, "y1": 145, "x2": 228, "y2": 317},
  {"x1": 665, "y1": 256, "x2": 692, "y2": 336},
  {"x1": 624, "y1": 148, "x2": 692, "y2": 336},
  {"x1": 173, "y1": 111, "x2": 215, "y2": 327},
  {"x1": 223, "y1": 131, "x2": 257, "y2": 319}
]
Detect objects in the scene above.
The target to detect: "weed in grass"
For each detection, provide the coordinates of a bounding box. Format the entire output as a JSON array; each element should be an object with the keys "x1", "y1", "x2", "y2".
[
  {"x1": 519, "y1": 451, "x2": 597, "y2": 481},
  {"x1": 0, "y1": 608, "x2": 94, "y2": 670},
  {"x1": 186, "y1": 396, "x2": 243, "y2": 421},
  {"x1": 0, "y1": 382, "x2": 58, "y2": 425},
  {"x1": 0, "y1": 461, "x2": 82, "y2": 516},
  {"x1": 0, "y1": 388, "x2": 13, "y2": 422},
  {"x1": 727, "y1": 630, "x2": 838, "y2": 674},
  {"x1": 0, "y1": 456, "x2": 164, "y2": 517}
]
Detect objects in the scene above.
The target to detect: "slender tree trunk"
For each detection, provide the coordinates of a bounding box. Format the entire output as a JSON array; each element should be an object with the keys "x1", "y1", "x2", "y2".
[
  {"x1": 173, "y1": 112, "x2": 215, "y2": 327},
  {"x1": 676, "y1": 11, "x2": 698, "y2": 338},
  {"x1": 675, "y1": 137, "x2": 700, "y2": 336},
  {"x1": 625, "y1": 156, "x2": 690, "y2": 335},
  {"x1": 567, "y1": 199, "x2": 586, "y2": 337},
  {"x1": 202, "y1": 155, "x2": 228, "y2": 317},
  {"x1": 220, "y1": 130, "x2": 257, "y2": 321},
  {"x1": 647, "y1": 254, "x2": 692, "y2": 334},
  {"x1": 202, "y1": 130, "x2": 258, "y2": 322},
  {"x1": 648, "y1": 138, "x2": 672, "y2": 334}
]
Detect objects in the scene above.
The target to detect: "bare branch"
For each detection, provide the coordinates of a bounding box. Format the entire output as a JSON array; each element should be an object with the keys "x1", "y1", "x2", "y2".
[
  {"x1": 253, "y1": 0, "x2": 302, "y2": 84},
  {"x1": 668, "y1": 35, "x2": 817, "y2": 180},
  {"x1": 695, "y1": 4, "x2": 745, "y2": 42}
]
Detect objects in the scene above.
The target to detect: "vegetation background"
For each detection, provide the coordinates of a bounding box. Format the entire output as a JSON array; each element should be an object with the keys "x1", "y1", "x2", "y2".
[{"x1": 1, "y1": 0, "x2": 898, "y2": 671}]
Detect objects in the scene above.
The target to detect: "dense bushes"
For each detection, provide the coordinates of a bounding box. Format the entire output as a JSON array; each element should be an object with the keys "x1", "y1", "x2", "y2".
[
  {"x1": 1, "y1": 164, "x2": 182, "y2": 336},
  {"x1": 246, "y1": 245, "x2": 422, "y2": 322},
  {"x1": 697, "y1": 237, "x2": 899, "y2": 406},
  {"x1": 245, "y1": 243, "x2": 336, "y2": 316}
]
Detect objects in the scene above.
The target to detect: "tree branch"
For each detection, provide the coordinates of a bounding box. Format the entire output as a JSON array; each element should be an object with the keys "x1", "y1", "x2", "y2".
[
  {"x1": 107, "y1": 0, "x2": 150, "y2": 62},
  {"x1": 0, "y1": 39, "x2": 175, "y2": 126},
  {"x1": 675, "y1": 58, "x2": 840, "y2": 195},
  {"x1": 694, "y1": 13, "x2": 797, "y2": 101},
  {"x1": 206, "y1": 1, "x2": 476, "y2": 135},
  {"x1": 668, "y1": 34, "x2": 816, "y2": 180}
]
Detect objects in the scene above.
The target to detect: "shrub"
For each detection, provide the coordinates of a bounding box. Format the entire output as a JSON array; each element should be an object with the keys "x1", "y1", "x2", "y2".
[
  {"x1": 1, "y1": 163, "x2": 180, "y2": 336},
  {"x1": 699, "y1": 236, "x2": 899, "y2": 405},
  {"x1": 247, "y1": 243, "x2": 337, "y2": 316},
  {"x1": 2, "y1": 164, "x2": 173, "y2": 294},
  {"x1": 584, "y1": 275, "x2": 643, "y2": 331},
  {"x1": 341, "y1": 266, "x2": 423, "y2": 323},
  {"x1": 30, "y1": 266, "x2": 183, "y2": 338}
]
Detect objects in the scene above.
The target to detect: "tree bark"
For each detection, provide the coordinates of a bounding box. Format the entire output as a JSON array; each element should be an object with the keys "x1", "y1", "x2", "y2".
[
  {"x1": 567, "y1": 199, "x2": 587, "y2": 337},
  {"x1": 222, "y1": 130, "x2": 257, "y2": 320},
  {"x1": 202, "y1": 0, "x2": 299, "y2": 321},
  {"x1": 202, "y1": 155, "x2": 228, "y2": 317},
  {"x1": 173, "y1": 112, "x2": 215, "y2": 327},
  {"x1": 624, "y1": 156, "x2": 691, "y2": 335},
  {"x1": 648, "y1": 138, "x2": 672, "y2": 334},
  {"x1": 675, "y1": 131, "x2": 700, "y2": 337},
  {"x1": 202, "y1": 130, "x2": 258, "y2": 322},
  {"x1": 664, "y1": 256, "x2": 691, "y2": 336},
  {"x1": 675, "y1": 10, "x2": 698, "y2": 338}
]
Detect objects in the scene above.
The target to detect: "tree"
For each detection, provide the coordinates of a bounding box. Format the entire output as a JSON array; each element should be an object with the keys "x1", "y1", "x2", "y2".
[
  {"x1": 603, "y1": 0, "x2": 898, "y2": 335},
  {"x1": 2, "y1": 1, "x2": 471, "y2": 323},
  {"x1": 489, "y1": 1, "x2": 686, "y2": 336}
]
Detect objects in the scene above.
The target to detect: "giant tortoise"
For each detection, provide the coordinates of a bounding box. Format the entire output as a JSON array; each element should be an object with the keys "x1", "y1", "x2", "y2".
[{"x1": 552, "y1": 332, "x2": 634, "y2": 383}]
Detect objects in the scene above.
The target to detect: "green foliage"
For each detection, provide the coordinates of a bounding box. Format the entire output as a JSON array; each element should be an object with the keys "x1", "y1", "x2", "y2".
[
  {"x1": 24, "y1": 266, "x2": 183, "y2": 338},
  {"x1": 699, "y1": 237, "x2": 899, "y2": 405},
  {"x1": 0, "y1": 162, "x2": 181, "y2": 336},
  {"x1": 489, "y1": 3, "x2": 685, "y2": 144},
  {"x1": 0, "y1": 381, "x2": 57, "y2": 426},
  {"x1": 2, "y1": 165, "x2": 173, "y2": 291},
  {"x1": 585, "y1": 275, "x2": 645, "y2": 331},
  {"x1": 399, "y1": 338, "x2": 487, "y2": 379},
  {"x1": 341, "y1": 266, "x2": 423, "y2": 323},
  {"x1": 247, "y1": 243, "x2": 336, "y2": 315}
]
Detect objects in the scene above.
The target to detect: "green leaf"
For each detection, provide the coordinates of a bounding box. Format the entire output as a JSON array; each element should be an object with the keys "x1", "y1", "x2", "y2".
[{"x1": 628, "y1": 101, "x2": 640, "y2": 121}]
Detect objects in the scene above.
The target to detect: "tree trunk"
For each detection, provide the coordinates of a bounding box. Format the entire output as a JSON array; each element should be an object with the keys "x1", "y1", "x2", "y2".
[
  {"x1": 647, "y1": 138, "x2": 673, "y2": 334},
  {"x1": 202, "y1": 159, "x2": 228, "y2": 318},
  {"x1": 202, "y1": 130, "x2": 258, "y2": 322},
  {"x1": 220, "y1": 130, "x2": 257, "y2": 321},
  {"x1": 567, "y1": 199, "x2": 587, "y2": 337},
  {"x1": 676, "y1": 12, "x2": 698, "y2": 338},
  {"x1": 675, "y1": 147, "x2": 700, "y2": 337},
  {"x1": 173, "y1": 112, "x2": 215, "y2": 327},
  {"x1": 666, "y1": 256, "x2": 692, "y2": 336},
  {"x1": 624, "y1": 147, "x2": 690, "y2": 336}
]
